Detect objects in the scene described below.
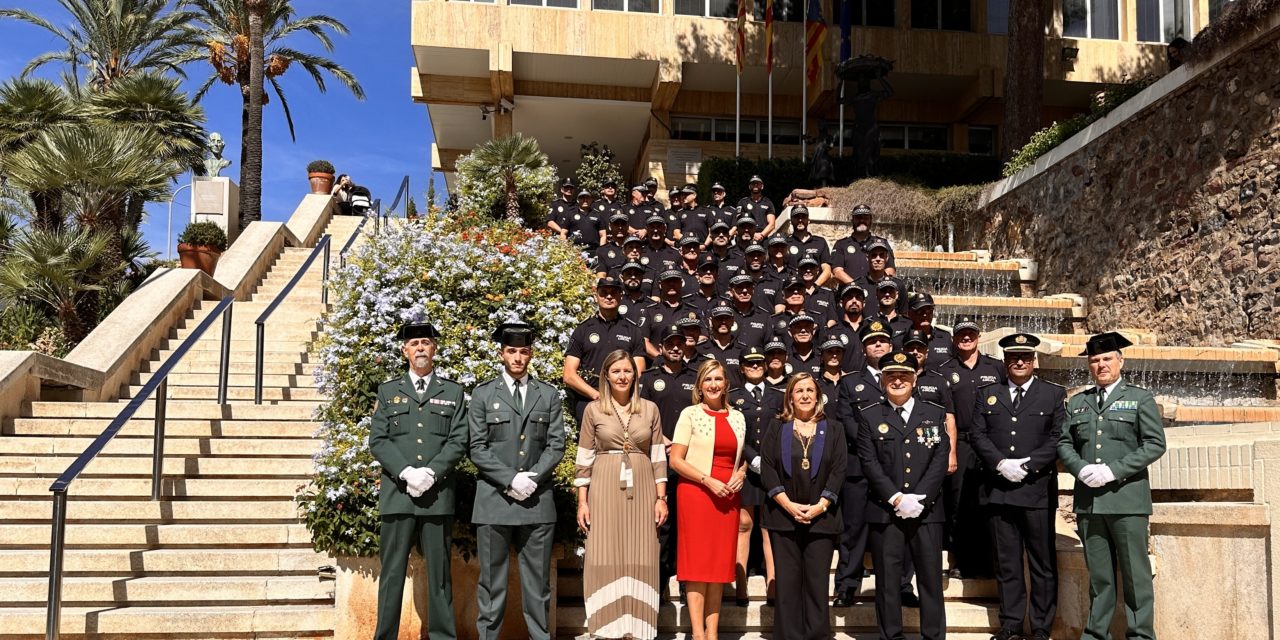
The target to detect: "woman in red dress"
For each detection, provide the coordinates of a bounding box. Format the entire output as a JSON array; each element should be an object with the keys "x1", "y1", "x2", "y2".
[{"x1": 669, "y1": 359, "x2": 747, "y2": 640}]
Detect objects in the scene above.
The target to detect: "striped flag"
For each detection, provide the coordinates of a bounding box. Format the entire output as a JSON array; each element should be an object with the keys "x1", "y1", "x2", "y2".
[
  {"x1": 804, "y1": 0, "x2": 827, "y2": 93},
  {"x1": 735, "y1": 0, "x2": 752, "y2": 74},
  {"x1": 764, "y1": 0, "x2": 774, "y2": 75}
]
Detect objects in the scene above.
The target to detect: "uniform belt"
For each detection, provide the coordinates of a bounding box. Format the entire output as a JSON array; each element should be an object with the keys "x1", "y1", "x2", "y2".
[{"x1": 956, "y1": 431, "x2": 971, "y2": 442}]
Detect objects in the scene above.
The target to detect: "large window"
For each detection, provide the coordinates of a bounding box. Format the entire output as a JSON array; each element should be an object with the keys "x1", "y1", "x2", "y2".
[
  {"x1": 911, "y1": 0, "x2": 971, "y2": 30},
  {"x1": 880, "y1": 123, "x2": 949, "y2": 151},
  {"x1": 675, "y1": 0, "x2": 801, "y2": 20},
  {"x1": 1136, "y1": 0, "x2": 1192, "y2": 42},
  {"x1": 754, "y1": 0, "x2": 804, "y2": 21},
  {"x1": 594, "y1": 0, "x2": 660, "y2": 11},
  {"x1": 968, "y1": 126, "x2": 996, "y2": 155},
  {"x1": 986, "y1": 0, "x2": 1008, "y2": 34},
  {"x1": 670, "y1": 115, "x2": 803, "y2": 146},
  {"x1": 1063, "y1": 0, "x2": 1119, "y2": 39},
  {"x1": 511, "y1": 0, "x2": 578, "y2": 7},
  {"x1": 849, "y1": 0, "x2": 895, "y2": 27}
]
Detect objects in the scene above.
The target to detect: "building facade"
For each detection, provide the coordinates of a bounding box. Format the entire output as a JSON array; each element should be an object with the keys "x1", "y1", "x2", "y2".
[{"x1": 413, "y1": 0, "x2": 1229, "y2": 192}]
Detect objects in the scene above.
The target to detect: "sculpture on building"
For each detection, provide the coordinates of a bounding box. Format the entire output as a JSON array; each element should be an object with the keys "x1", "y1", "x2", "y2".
[{"x1": 836, "y1": 55, "x2": 894, "y2": 178}]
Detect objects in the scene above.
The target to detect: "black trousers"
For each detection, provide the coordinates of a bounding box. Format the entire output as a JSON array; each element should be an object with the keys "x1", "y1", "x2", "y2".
[
  {"x1": 990, "y1": 504, "x2": 1058, "y2": 635},
  {"x1": 769, "y1": 528, "x2": 837, "y2": 640},
  {"x1": 942, "y1": 438, "x2": 994, "y2": 577},
  {"x1": 833, "y1": 475, "x2": 869, "y2": 594},
  {"x1": 658, "y1": 473, "x2": 679, "y2": 593},
  {"x1": 870, "y1": 520, "x2": 945, "y2": 640}
]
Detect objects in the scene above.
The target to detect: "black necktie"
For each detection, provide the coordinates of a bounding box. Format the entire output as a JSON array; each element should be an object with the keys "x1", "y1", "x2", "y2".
[
  {"x1": 1097, "y1": 387, "x2": 1107, "y2": 410},
  {"x1": 1013, "y1": 386, "x2": 1024, "y2": 410},
  {"x1": 896, "y1": 406, "x2": 906, "y2": 422},
  {"x1": 753, "y1": 385, "x2": 763, "y2": 403},
  {"x1": 513, "y1": 380, "x2": 524, "y2": 412},
  {"x1": 415, "y1": 378, "x2": 425, "y2": 396}
]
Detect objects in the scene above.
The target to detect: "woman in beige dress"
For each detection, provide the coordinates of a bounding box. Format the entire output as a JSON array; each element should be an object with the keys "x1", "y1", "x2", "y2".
[{"x1": 575, "y1": 349, "x2": 670, "y2": 639}]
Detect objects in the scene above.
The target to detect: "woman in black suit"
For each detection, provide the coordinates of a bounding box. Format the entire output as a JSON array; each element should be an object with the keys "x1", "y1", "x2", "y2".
[{"x1": 760, "y1": 373, "x2": 847, "y2": 640}]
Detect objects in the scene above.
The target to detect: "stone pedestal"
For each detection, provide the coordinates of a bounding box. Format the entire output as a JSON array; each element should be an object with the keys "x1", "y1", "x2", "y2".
[
  {"x1": 335, "y1": 550, "x2": 557, "y2": 640},
  {"x1": 191, "y1": 177, "x2": 241, "y2": 246}
]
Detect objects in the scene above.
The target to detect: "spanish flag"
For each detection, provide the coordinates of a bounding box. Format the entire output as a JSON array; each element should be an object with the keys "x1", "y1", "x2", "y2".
[
  {"x1": 736, "y1": 0, "x2": 753, "y2": 74},
  {"x1": 804, "y1": 0, "x2": 827, "y2": 94},
  {"x1": 764, "y1": 0, "x2": 774, "y2": 75}
]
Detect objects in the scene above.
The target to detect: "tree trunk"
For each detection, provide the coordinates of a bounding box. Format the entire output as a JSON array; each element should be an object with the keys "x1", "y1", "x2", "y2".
[
  {"x1": 29, "y1": 190, "x2": 64, "y2": 232},
  {"x1": 504, "y1": 174, "x2": 520, "y2": 223},
  {"x1": 1001, "y1": 0, "x2": 1047, "y2": 161},
  {"x1": 240, "y1": 0, "x2": 267, "y2": 230}
]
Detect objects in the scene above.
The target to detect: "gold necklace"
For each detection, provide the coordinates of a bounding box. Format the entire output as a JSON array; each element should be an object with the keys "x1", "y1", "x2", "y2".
[{"x1": 795, "y1": 425, "x2": 816, "y2": 471}]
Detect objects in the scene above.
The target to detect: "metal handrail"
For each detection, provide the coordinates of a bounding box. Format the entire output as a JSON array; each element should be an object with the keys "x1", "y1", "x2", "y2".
[
  {"x1": 253, "y1": 235, "x2": 331, "y2": 404},
  {"x1": 339, "y1": 213, "x2": 372, "y2": 269},
  {"x1": 371, "y1": 197, "x2": 382, "y2": 235},
  {"x1": 385, "y1": 175, "x2": 410, "y2": 217},
  {"x1": 45, "y1": 294, "x2": 235, "y2": 640}
]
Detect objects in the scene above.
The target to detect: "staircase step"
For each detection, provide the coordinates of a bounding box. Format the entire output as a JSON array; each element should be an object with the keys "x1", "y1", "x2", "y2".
[
  {"x1": 121, "y1": 385, "x2": 325, "y2": 402},
  {"x1": 0, "y1": 604, "x2": 335, "y2": 637},
  {"x1": 0, "y1": 523, "x2": 311, "y2": 547},
  {"x1": 0, "y1": 456, "x2": 314, "y2": 477},
  {"x1": 4, "y1": 574, "x2": 333, "y2": 606},
  {"x1": 148, "y1": 373, "x2": 317, "y2": 388},
  {"x1": 0, "y1": 477, "x2": 306, "y2": 498},
  {"x1": 24, "y1": 401, "x2": 318, "y2": 420},
  {"x1": 151, "y1": 349, "x2": 312, "y2": 364},
  {"x1": 7, "y1": 418, "x2": 319, "y2": 438},
  {"x1": 143, "y1": 361, "x2": 318, "y2": 375},
  {"x1": 2, "y1": 498, "x2": 305, "y2": 523},
  {"x1": 0, "y1": 547, "x2": 329, "y2": 575},
  {"x1": 171, "y1": 324, "x2": 321, "y2": 341},
  {"x1": 0, "y1": 435, "x2": 319, "y2": 457},
  {"x1": 557, "y1": 574, "x2": 997, "y2": 601},
  {"x1": 158, "y1": 338, "x2": 315, "y2": 352},
  {"x1": 555, "y1": 599, "x2": 998, "y2": 632}
]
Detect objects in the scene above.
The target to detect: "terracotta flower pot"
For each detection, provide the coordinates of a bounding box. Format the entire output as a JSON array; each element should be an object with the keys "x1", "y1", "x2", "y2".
[
  {"x1": 309, "y1": 171, "x2": 336, "y2": 194},
  {"x1": 177, "y1": 243, "x2": 221, "y2": 276}
]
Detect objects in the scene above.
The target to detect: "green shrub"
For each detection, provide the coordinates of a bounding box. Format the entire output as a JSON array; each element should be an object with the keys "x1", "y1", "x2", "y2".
[
  {"x1": 307, "y1": 159, "x2": 335, "y2": 174},
  {"x1": 695, "y1": 156, "x2": 809, "y2": 205},
  {"x1": 0, "y1": 302, "x2": 54, "y2": 350},
  {"x1": 574, "y1": 142, "x2": 625, "y2": 195},
  {"x1": 297, "y1": 209, "x2": 596, "y2": 558},
  {"x1": 177, "y1": 221, "x2": 228, "y2": 252}
]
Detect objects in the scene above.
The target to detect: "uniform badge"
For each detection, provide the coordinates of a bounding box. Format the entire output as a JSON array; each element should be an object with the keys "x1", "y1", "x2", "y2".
[
  {"x1": 871, "y1": 321, "x2": 884, "y2": 331},
  {"x1": 619, "y1": 305, "x2": 630, "y2": 316},
  {"x1": 493, "y1": 403, "x2": 500, "y2": 409},
  {"x1": 878, "y1": 424, "x2": 890, "y2": 434},
  {"x1": 654, "y1": 314, "x2": 664, "y2": 324},
  {"x1": 855, "y1": 384, "x2": 865, "y2": 392},
  {"x1": 653, "y1": 379, "x2": 666, "y2": 392},
  {"x1": 556, "y1": 206, "x2": 564, "y2": 213},
  {"x1": 588, "y1": 333, "x2": 600, "y2": 344},
  {"x1": 840, "y1": 334, "x2": 849, "y2": 345},
  {"x1": 846, "y1": 245, "x2": 856, "y2": 253},
  {"x1": 987, "y1": 396, "x2": 998, "y2": 405},
  {"x1": 1015, "y1": 335, "x2": 1028, "y2": 344},
  {"x1": 788, "y1": 246, "x2": 799, "y2": 255},
  {"x1": 731, "y1": 322, "x2": 739, "y2": 332},
  {"x1": 822, "y1": 394, "x2": 829, "y2": 405},
  {"x1": 893, "y1": 353, "x2": 908, "y2": 364},
  {"x1": 736, "y1": 398, "x2": 745, "y2": 406},
  {"x1": 608, "y1": 250, "x2": 617, "y2": 259},
  {"x1": 746, "y1": 203, "x2": 754, "y2": 210},
  {"x1": 785, "y1": 363, "x2": 794, "y2": 374},
  {"x1": 777, "y1": 320, "x2": 787, "y2": 330},
  {"x1": 393, "y1": 396, "x2": 401, "y2": 404},
  {"x1": 688, "y1": 312, "x2": 698, "y2": 320},
  {"x1": 951, "y1": 372, "x2": 960, "y2": 384},
  {"x1": 641, "y1": 257, "x2": 650, "y2": 265},
  {"x1": 574, "y1": 214, "x2": 581, "y2": 220}
]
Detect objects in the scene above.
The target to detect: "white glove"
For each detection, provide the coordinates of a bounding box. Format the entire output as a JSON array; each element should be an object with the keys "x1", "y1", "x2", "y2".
[
  {"x1": 895, "y1": 494, "x2": 925, "y2": 519},
  {"x1": 750, "y1": 456, "x2": 762, "y2": 474},
  {"x1": 420, "y1": 468, "x2": 436, "y2": 493},
  {"x1": 509, "y1": 472, "x2": 538, "y2": 500},
  {"x1": 1079, "y1": 464, "x2": 1112, "y2": 488},
  {"x1": 999, "y1": 458, "x2": 1030, "y2": 483},
  {"x1": 400, "y1": 467, "x2": 429, "y2": 497}
]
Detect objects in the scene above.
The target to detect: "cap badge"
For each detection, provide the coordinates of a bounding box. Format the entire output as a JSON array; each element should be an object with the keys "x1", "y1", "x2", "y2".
[
  {"x1": 1015, "y1": 335, "x2": 1028, "y2": 344},
  {"x1": 871, "y1": 322, "x2": 883, "y2": 331},
  {"x1": 893, "y1": 353, "x2": 907, "y2": 364}
]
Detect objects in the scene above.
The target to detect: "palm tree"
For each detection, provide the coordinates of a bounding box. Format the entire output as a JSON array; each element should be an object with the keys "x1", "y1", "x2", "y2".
[
  {"x1": 471, "y1": 134, "x2": 550, "y2": 223},
  {"x1": 180, "y1": 0, "x2": 365, "y2": 229},
  {"x1": 1001, "y1": 0, "x2": 1047, "y2": 161},
  {"x1": 0, "y1": 0, "x2": 199, "y2": 90},
  {"x1": 0, "y1": 78, "x2": 81, "y2": 230},
  {"x1": 0, "y1": 226, "x2": 118, "y2": 343}
]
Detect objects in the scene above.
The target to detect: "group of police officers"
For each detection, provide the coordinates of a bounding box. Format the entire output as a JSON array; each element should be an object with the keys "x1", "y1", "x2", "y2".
[{"x1": 551, "y1": 174, "x2": 1166, "y2": 640}]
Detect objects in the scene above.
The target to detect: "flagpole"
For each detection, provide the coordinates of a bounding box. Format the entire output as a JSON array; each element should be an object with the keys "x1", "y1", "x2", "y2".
[
  {"x1": 838, "y1": 82, "x2": 844, "y2": 157},
  {"x1": 801, "y1": 32, "x2": 807, "y2": 161},
  {"x1": 735, "y1": 73, "x2": 741, "y2": 157},
  {"x1": 767, "y1": 71, "x2": 773, "y2": 159}
]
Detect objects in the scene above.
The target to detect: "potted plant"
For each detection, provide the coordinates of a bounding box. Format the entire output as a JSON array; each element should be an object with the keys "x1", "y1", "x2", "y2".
[
  {"x1": 177, "y1": 221, "x2": 228, "y2": 276},
  {"x1": 308, "y1": 159, "x2": 336, "y2": 194}
]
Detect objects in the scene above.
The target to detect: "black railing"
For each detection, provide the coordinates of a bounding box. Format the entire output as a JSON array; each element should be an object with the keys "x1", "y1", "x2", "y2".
[
  {"x1": 339, "y1": 213, "x2": 372, "y2": 270},
  {"x1": 253, "y1": 235, "x2": 331, "y2": 404},
  {"x1": 385, "y1": 175, "x2": 410, "y2": 217},
  {"x1": 45, "y1": 294, "x2": 235, "y2": 640}
]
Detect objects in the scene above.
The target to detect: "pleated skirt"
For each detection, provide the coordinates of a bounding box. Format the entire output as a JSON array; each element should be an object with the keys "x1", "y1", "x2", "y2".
[{"x1": 583, "y1": 452, "x2": 661, "y2": 639}]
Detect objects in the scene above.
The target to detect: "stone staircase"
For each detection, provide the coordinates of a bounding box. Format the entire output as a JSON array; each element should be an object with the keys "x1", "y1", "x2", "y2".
[{"x1": 0, "y1": 214, "x2": 366, "y2": 639}]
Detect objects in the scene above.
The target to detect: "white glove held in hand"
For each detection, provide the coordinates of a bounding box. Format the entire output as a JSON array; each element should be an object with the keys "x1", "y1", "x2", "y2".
[
  {"x1": 1079, "y1": 464, "x2": 1113, "y2": 488},
  {"x1": 895, "y1": 494, "x2": 925, "y2": 519},
  {"x1": 400, "y1": 467, "x2": 430, "y2": 498},
  {"x1": 750, "y1": 456, "x2": 762, "y2": 474},
  {"x1": 508, "y1": 472, "x2": 538, "y2": 501}
]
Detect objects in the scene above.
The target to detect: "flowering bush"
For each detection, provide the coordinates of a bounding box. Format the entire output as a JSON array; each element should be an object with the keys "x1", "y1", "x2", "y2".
[{"x1": 298, "y1": 209, "x2": 596, "y2": 557}]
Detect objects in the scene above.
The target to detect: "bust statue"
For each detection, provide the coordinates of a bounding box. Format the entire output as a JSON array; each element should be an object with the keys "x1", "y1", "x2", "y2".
[{"x1": 203, "y1": 132, "x2": 232, "y2": 178}]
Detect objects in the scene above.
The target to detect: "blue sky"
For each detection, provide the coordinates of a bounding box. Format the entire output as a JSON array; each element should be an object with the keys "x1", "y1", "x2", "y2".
[{"x1": 0, "y1": 1, "x2": 441, "y2": 257}]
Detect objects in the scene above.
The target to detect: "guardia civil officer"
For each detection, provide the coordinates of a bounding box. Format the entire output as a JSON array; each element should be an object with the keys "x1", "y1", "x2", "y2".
[
  {"x1": 563, "y1": 277, "x2": 647, "y2": 425},
  {"x1": 856, "y1": 349, "x2": 951, "y2": 640},
  {"x1": 1058, "y1": 332, "x2": 1165, "y2": 640},
  {"x1": 970, "y1": 332, "x2": 1065, "y2": 640},
  {"x1": 469, "y1": 322, "x2": 567, "y2": 640},
  {"x1": 369, "y1": 322, "x2": 469, "y2": 640}
]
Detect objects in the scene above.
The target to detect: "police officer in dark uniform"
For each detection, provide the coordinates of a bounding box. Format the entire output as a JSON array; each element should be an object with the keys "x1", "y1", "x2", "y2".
[
  {"x1": 564, "y1": 189, "x2": 604, "y2": 250},
  {"x1": 861, "y1": 239, "x2": 909, "y2": 317},
  {"x1": 731, "y1": 345, "x2": 785, "y2": 606},
  {"x1": 706, "y1": 182, "x2": 736, "y2": 227},
  {"x1": 764, "y1": 234, "x2": 795, "y2": 281},
  {"x1": 676, "y1": 185, "x2": 710, "y2": 245},
  {"x1": 785, "y1": 314, "x2": 823, "y2": 378},
  {"x1": 832, "y1": 204, "x2": 898, "y2": 284},
  {"x1": 937, "y1": 316, "x2": 1006, "y2": 579},
  {"x1": 697, "y1": 304, "x2": 746, "y2": 387},
  {"x1": 563, "y1": 277, "x2": 647, "y2": 425},
  {"x1": 794, "y1": 258, "x2": 838, "y2": 326},
  {"x1": 784, "y1": 205, "x2": 832, "y2": 285},
  {"x1": 970, "y1": 332, "x2": 1065, "y2": 640},
  {"x1": 872, "y1": 280, "x2": 913, "y2": 342},
  {"x1": 594, "y1": 179, "x2": 621, "y2": 218},
  {"x1": 816, "y1": 337, "x2": 847, "y2": 406},
  {"x1": 642, "y1": 270, "x2": 700, "y2": 359},
  {"x1": 725, "y1": 273, "x2": 772, "y2": 349},
  {"x1": 645, "y1": 216, "x2": 681, "y2": 267},
  {"x1": 825, "y1": 283, "x2": 871, "y2": 373},
  {"x1": 903, "y1": 329, "x2": 957, "y2": 422},
  {"x1": 617, "y1": 262, "x2": 653, "y2": 323},
  {"x1": 737, "y1": 244, "x2": 782, "y2": 304},
  {"x1": 771, "y1": 278, "x2": 819, "y2": 348},
  {"x1": 594, "y1": 215, "x2": 632, "y2": 275},
  {"x1": 763, "y1": 339, "x2": 789, "y2": 391},
  {"x1": 904, "y1": 293, "x2": 954, "y2": 368},
  {"x1": 545, "y1": 178, "x2": 576, "y2": 237},
  {"x1": 856, "y1": 349, "x2": 951, "y2": 640},
  {"x1": 729, "y1": 215, "x2": 760, "y2": 258},
  {"x1": 687, "y1": 254, "x2": 723, "y2": 313},
  {"x1": 830, "y1": 318, "x2": 894, "y2": 607},
  {"x1": 675, "y1": 236, "x2": 703, "y2": 295},
  {"x1": 625, "y1": 184, "x2": 650, "y2": 234},
  {"x1": 370, "y1": 322, "x2": 469, "y2": 640},
  {"x1": 737, "y1": 174, "x2": 777, "y2": 239}
]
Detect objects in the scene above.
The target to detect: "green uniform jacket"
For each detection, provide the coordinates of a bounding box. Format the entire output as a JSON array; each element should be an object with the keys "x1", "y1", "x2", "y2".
[
  {"x1": 467, "y1": 376, "x2": 566, "y2": 525},
  {"x1": 369, "y1": 374, "x2": 469, "y2": 517},
  {"x1": 1057, "y1": 380, "x2": 1166, "y2": 515}
]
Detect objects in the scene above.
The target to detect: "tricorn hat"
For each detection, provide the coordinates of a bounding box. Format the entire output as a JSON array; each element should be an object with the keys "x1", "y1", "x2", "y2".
[
  {"x1": 397, "y1": 322, "x2": 439, "y2": 341},
  {"x1": 492, "y1": 321, "x2": 535, "y2": 347},
  {"x1": 1080, "y1": 331, "x2": 1133, "y2": 357}
]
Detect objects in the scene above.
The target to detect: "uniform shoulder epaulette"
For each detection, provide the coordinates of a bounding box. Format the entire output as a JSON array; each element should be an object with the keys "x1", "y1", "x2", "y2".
[
  {"x1": 1039, "y1": 379, "x2": 1066, "y2": 389},
  {"x1": 379, "y1": 375, "x2": 402, "y2": 388},
  {"x1": 919, "y1": 399, "x2": 946, "y2": 410},
  {"x1": 856, "y1": 399, "x2": 884, "y2": 412},
  {"x1": 975, "y1": 379, "x2": 1001, "y2": 388}
]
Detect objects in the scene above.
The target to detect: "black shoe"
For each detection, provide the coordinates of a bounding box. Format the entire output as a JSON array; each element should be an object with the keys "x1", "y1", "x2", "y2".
[
  {"x1": 990, "y1": 629, "x2": 1022, "y2": 640},
  {"x1": 1031, "y1": 631, "x2": 1050, "y2": 640},
  {"x1": 832, "y1": 590, "x2": 856, "y2": 607},
  {"x1": 946, "y1": 568, "x2": 964, "y2": 579},
  {"x1": 764, "y1": 597, "x2": 775, "y2": 607},
  {"x1": 899, "y1": 591, "x2": 920, "y2": 607},
  {"x1": 735, "y1": 597, "x2": 750, "y2": 607}
]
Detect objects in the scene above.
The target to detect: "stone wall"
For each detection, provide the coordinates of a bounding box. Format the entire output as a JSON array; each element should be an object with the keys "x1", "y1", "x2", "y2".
[{"x1": 967, "y1": 23, "x2": 1280, "y2": 345}]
